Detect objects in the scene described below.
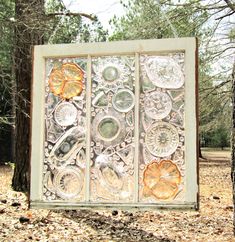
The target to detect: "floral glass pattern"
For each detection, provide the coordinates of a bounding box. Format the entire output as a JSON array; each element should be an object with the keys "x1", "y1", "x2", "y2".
[
  {"x1": 42, "y1": 52, "x2": 187, "y2": 204},
  {"x1": 143, "y1": 160, "x2": 181, "y2": 200},
  {"x1": 43, "y1": 58, "x2": 87, "y2": 201},
  {"x1": 90, "y1": 56, "x2": 135, "y2": 202},
  {"x1": 49, "y1": 63, "x2": 84, "y2": 99},
  {"x1": 139, "y1": 54, "x2": 185, "y2": 202}
]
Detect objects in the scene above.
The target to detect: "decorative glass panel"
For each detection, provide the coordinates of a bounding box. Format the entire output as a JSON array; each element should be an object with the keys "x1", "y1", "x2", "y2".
[
  {"x1": 139, "y1": 54, "x2": 185, "y2": 202},
  {"x1": 90, "y1": 56, "x2": 135, "y2": 202},
  {"x1": 43, "y1": 58, "x2": 87, "y2": 201}
]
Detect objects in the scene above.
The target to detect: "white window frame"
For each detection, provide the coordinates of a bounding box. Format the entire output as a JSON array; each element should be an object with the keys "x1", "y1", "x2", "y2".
[{"x1": 30, "y1": 38, "x2": 198, "y2": 209}]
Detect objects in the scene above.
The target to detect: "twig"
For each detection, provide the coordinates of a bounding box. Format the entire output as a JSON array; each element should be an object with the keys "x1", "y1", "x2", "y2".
[{"x1": 47, "y1": 12, "x2": 96, "y2": 21}]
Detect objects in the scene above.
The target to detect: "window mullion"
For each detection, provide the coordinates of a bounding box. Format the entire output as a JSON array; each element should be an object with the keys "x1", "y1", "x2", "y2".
[
  {"x1": 134, "y1": 53, "x2": 140, "y2": 203},
  {"x1": 85, "y1": 55, "x2": 92, "y2": 202}
]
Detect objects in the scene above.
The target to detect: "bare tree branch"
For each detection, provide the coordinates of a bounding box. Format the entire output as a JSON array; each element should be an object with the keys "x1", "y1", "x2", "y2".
[
  {"x1": 224, "y1": 0, "x2": 235, "y2": 11},
  {"x1": 47, "y1": 12, "x2": 96, "y2": 21},
  {"x1": 215, "y1": 9, "x2": 235, "y2": 19}
]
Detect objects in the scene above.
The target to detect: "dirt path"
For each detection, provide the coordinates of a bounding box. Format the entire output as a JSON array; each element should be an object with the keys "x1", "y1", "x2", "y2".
[{"x1": 0, "y1": 153, "x2": 234, "y2": 241}]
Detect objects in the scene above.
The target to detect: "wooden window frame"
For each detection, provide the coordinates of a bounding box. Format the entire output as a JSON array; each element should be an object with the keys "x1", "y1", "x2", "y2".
[{"x1": 30, "y1": 38, "x2": 198, "y2": 210}]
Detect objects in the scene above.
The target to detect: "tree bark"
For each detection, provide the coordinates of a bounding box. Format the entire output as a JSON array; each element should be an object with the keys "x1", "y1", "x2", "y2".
[
  {"x1": 199, "y1": 144, "x2": 203, "y2": 158},
  {"x1": 12, "y1": 0, "x2": 44, "y2": 191},
  {"x1": 231, "y1": 62, "x2": 235, "y2": 235}
]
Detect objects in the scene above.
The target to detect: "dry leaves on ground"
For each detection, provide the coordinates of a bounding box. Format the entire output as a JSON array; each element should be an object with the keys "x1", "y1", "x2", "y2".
[{"x1": 0, "y1": 151, "x2": 234, "y2": 241}]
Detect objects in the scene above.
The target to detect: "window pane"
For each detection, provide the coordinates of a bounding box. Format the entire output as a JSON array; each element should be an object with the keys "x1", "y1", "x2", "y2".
[
  {"x1": 139, "y1": 53, "x2": 186, "y2": 202},
  {"x1": 43, "y1": 58, "x2": 87, "y2": 201},
  {"x1": 90, "y1": 56, "x2": 135, "y2": 202}
]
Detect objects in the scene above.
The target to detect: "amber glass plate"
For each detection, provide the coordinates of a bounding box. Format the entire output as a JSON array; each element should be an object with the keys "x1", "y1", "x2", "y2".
[
  {"x1": 49, "y1": 63, "x2": 84, "y2": 99},
  {"x1": 143, "y1": 160, "x2": 181, "y2": 200}
]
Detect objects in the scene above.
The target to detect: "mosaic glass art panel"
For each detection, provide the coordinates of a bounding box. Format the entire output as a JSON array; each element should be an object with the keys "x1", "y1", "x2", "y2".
[
  {"x1": 139, "y1": 54, "x2": 186, "y2": 202},
  {"x1": 43, "y1": 58, "x2": 87, "y2": 201},
  {"x1": 90, "y1": 56, "x2": 135, "y2": 202}
]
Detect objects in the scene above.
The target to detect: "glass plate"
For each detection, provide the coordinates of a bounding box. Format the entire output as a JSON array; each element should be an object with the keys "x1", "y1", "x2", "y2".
[
  {"x1": 54, "y1": 167, "x2": 83, "y2": 199},
  {"x1": 143, "y1": 160, "x2": 181, "y2": 200},
  {"x1": 92, "y1": 110, "x2": 126, "y2": 146},
  {"x1": 49, "y1": 63, "x2": 84, "y2": 99},
  {"x1": 54, "y1": 102, "x2": 77, "y2": 126},
  {"x1": 112, "y1": 89, "x2": 135, "y2": 113},
  {"x1": 97, "y1": 116, "x2": 121, "y2": 141},
  {"x1": 145, "y1": 122, "x2": 179, "y2": 157},
  {"x1": 102, "y1": 65, "x2": 120, "y2": 82},
  {"x1": 144, "y1": 91, "x2": 172, "y2": 119},
  {"x1": 144, "y1": 56, "x2": 184, "y2": 89}
]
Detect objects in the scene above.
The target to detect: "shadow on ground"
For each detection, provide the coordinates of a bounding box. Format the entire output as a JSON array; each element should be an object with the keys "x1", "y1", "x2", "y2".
[{"x1": 55, "y1": 209, "x2": 174, "y2": 242}]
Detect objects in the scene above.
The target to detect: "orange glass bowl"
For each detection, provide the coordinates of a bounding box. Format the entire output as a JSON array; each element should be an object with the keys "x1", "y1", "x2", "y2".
[
  {"x1": 49, "y1": 63, "x2": 84, "y2": 99},
  {"x1": 143, "y1": 159, "x2": 181, "y2": 200}
]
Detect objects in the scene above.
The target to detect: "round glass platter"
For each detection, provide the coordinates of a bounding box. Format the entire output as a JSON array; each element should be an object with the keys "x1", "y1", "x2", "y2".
[
  {"x1": 144, "y1": 91, "x2": 172, "y2": 119},
  {"x1": 112, "y1": 89, "x2": 135, "y2": 113},
  {"x1": 54, "y1": 102, "x2": 77, "y2": 126},
  {"x1": 54, "y1": 167, "x2": 83, "y2": 199},
  {"x1": 145, "y1": 122, "x2": 179, "y2": 157},
  {"x1": 144, "y1": 56, "x2": 184, "y2": 89}
]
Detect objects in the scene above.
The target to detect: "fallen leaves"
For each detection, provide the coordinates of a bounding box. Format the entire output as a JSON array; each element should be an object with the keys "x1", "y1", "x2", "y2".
[{"x1": 0, "y1": 152, "x2": 234, "y2": 241}]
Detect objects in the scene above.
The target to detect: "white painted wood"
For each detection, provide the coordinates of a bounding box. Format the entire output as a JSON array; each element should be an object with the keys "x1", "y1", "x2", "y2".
[
  {"x1": 184, "y1": 39, "x2": 198, "y2": 203},
  {"x1": 30, "y1": 50, "x2": 45, "y2": 201},
  {"x1": 34, "y1": 38, "x2": 195, "y2": 57},
  {"x1": 31, "y1": 201, "x2": 197, "y2": 210},
  {"x1": 85, "y1": 56, "x2": 92, "y2": 202},
  {"x1": 134, "y1": 53, "x2": 140, "y2": 203}
]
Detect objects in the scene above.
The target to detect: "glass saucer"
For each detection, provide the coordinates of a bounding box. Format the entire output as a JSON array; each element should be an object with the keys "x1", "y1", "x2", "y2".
[
  {"x1": 54, "y1": 102, "x2": 77, "y2": 126},
  {"x1": 145, "y1": 122, "x2": 179, "y2": 157},
  {"x1": 144, "y1": 91, "x2": 172, "y2": 119},
  {"x1": 112, "y1": 89, "x2": 135, "y2": 113}
]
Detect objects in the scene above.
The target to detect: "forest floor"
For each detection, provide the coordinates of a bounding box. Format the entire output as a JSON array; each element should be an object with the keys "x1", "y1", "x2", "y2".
[{"x1": 0, "y1": 149, "x2": 234, "y2": 242}]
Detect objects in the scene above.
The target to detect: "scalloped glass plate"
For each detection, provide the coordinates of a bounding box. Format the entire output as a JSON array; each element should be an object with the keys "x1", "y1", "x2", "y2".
[
  {"x1": 49, "y1": 63, "x2": 84, "y2": 99},
  {"x1": 143, "y1": 160, "x2": 181, "y2": 200}
]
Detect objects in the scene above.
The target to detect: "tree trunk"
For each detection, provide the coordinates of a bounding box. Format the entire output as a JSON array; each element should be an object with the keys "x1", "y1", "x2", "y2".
[
  {"x1": 231, "y1": 62, "x2": 235, "y2": 235},
  {"x1": 199, "y1": 146, "x2": 203, "y2": 158},
  {"x1": 198, "y1": 140, "x2": 203, "y2": 158},
  {"x1": 12, "y1": 0, "x2": 44, "y2": 192}
]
